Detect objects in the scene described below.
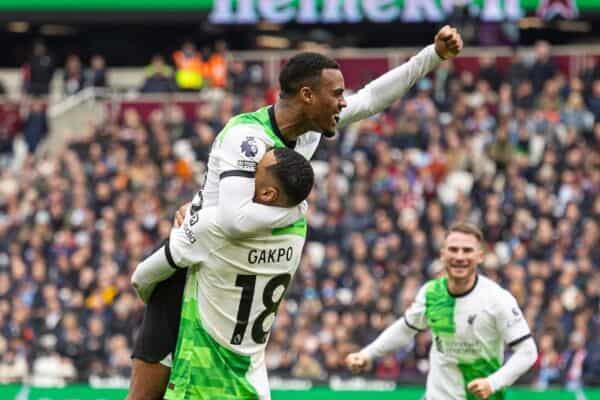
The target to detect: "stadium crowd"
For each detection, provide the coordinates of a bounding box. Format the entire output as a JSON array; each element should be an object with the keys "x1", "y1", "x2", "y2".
[{"x1": 0, "y1": 41, "x2": 599, "y2": 389}]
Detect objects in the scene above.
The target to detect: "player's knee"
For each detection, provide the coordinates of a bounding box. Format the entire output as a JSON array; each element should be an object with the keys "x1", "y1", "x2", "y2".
[{"x1": 128, "y1": 358, "x2": 170, "y2": 400}]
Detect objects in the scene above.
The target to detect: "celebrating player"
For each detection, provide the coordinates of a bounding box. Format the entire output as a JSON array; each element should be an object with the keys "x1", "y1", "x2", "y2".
[
  {"x1": 129, "y1": 148, "x2": 313, "y2": 399},
  {"x1": 346, "y1": 223, "x2": 538, "y2": 400},
  {"x1": 129, "y1": 26, "x2": 463, "y2": 400}
]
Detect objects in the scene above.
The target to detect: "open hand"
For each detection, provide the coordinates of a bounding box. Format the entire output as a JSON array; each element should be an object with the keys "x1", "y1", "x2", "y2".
[{"x1": 174, "y1": 202, "x2": 190, "y2": 228}]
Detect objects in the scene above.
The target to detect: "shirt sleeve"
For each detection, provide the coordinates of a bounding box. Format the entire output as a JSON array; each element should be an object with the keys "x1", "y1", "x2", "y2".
[
  {"x1": 494, "y1": 290, "x2": 532, "y2": 347},
  {"x1": 338, "y1": 44, "x2": 442, "y2": 128},
  {"x1": 130, "y1": 243, "x2": 174, "y2": 303},
  {"x1": 359, "y1": 317, "x2": 418, "y2": 361},
  {"x1": 487, "y1": 337, "x2": 538, "y2": 393},
  {"x1": 218, "y1": 124, "x2": 270, "y2": 175},
  {"x1": 217, "y1": 177, "x2": 305, "y2": 238},
  {"x1": 215, "y1": 124, "x2": 305, "y2": 238},
  {"x1": 403, "y1": 284, "x2": 430, "y2": 332},
  {"x1": 168, "y1": 206, "x2": 216, "y2": 268}
]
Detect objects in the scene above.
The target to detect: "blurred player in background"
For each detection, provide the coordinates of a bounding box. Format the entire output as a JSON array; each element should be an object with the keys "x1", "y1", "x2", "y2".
[
  {"x1": 129, "y1": 148, "x2": 313, "y2": 399},
  {"x1": 346, "y1": 223, "x2": 538, "y2": 400},
  {"x1": 129, "y1": 26, "x2": 464, "y2": 400}
]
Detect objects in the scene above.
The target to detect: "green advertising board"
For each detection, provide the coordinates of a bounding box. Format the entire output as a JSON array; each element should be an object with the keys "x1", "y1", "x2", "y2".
[{"x1": 1, "y1": 385, "x2": 600, "y2": 400}]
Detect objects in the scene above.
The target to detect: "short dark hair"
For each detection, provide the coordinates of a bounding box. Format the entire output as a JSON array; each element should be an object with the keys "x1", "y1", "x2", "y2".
[
  {"x1": 446, "y1": 223, "x2": 484, "y2": 243},
  {"x1": 269, "y1": 148, "x2": 314, "y2": 206},
  {"x1": 279, "y1": 52, "x2": 340, "y2": 98}
]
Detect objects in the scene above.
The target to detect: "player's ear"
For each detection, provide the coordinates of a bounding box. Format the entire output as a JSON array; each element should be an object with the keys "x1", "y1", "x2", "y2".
[
  {"x1": 299, "y1": 86, "x2": 313, "y2": 104},
  {"x1": 475, "y1": 246, "x2": 485, "y2": 264},
  {"x1": 257, "y1": 186, "x2": 279, "y2": 204}
]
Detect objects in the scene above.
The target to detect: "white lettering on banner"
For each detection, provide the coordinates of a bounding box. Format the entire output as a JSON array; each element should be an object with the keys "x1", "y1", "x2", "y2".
[
  {"x1": 259, "y1": 0, "x2": 295, "y2": 23},
  {"x1": 363, "y1": 0, "x2": 400, "y2": 22},
  {"x1": 482, "y1": 0, "x2": 502, "y2": 20},
  {"x1": 323, "y1": 0, "x2": 343, "y2": 23},
  {"x1": 403, "y1": 0, "x2": 444, "y2": 22},
  {"x1": 209, "y1": 0, "x2": 525, "y2": 23},
  {"x1": 343, "y1": 0, "x2": 363, "y2": 22},
  {"x1": 297, "y1": 0, "x2": 318, "y2": 23}
]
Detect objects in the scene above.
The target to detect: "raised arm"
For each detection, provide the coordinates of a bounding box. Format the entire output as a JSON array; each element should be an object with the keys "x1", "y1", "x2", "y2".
[{"x1": 339, "y1": 25, "x2": 462, "y2": 128}]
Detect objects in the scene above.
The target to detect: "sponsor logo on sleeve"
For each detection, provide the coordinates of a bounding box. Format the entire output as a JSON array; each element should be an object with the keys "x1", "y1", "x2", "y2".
[
  {"x1": 237, "y1": 160, "x2": 258, "y2": 170},
  {"x1": 506, "y1": 307, "x2": 523, "y2": 328},
  {"x1": 241, "y1": 136, "x2": 259, "y2": 158}
]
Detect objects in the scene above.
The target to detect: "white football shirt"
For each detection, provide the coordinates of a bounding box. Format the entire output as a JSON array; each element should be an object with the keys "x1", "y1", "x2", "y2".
[{"x1": 403, "y1": 275, "x2": 532, "y2": 400}]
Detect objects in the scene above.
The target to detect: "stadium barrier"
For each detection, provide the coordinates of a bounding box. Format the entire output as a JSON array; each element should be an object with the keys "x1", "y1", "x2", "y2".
[{"x1": 0, "y1": 385, "x2": 599, "y2": 400}]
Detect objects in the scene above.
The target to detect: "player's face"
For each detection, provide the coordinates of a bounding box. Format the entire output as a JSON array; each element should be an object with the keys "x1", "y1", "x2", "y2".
[
  {"x1": 253, "y1": 151, "x2": 281, "y2": 206},
  {"x1": 306, "y1": 68, "x2": 346, "y2": 137},
  {"x1": 440, "y1": 232, "x2": 484, "y2": 282}
]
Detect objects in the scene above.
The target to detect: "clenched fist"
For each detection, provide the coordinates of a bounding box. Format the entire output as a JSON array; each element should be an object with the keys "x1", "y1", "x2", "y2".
[
  {"x1": 434, "y1": 25, "x2": 463, "y2": 60},
  {"x1": 345, "y1": 352, "x2": 371, "y2": 374},
  {"x1": 467, "y1": 378, "x2": 493, "y2": 399}
]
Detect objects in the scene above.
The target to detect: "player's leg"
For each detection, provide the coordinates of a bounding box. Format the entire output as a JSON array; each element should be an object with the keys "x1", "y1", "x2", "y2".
[
  {"x1": 164, "y1": 271, "x2": 261, "y2": 400},
  {"x1": 129, "y1": 269, "x2": 187, "y2": 400},
  {"x1": 127, "y1": 359, "x2": 170, "y2": 400}
]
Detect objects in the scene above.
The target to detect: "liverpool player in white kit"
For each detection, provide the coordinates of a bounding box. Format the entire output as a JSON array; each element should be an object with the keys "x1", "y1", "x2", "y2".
[
  {"x1": 131, "y1": 148, "x2": 314, "y2": 399},
  {"x1": 129, "y1": 26, "x2": 464, "y2": 400},
  {"x1": 346, "y1": 224, "x2": 538, "y2": 400}
]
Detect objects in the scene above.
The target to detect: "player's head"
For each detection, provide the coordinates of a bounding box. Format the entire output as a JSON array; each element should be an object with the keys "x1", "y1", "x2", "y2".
[
  {"x1": 254, "y1": 148, "x2": 314, "y2": 207},
  {"x1": 440, "y1": 223, "x2": 485, "y2": 282},
  {"x1": 279, "y1": 52, "x2": 346, "y2": 138}
]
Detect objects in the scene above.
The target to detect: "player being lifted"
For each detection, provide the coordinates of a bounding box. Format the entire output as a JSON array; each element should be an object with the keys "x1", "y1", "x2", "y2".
[
  {"x1": 131, "y1": 148, "x2": 314, "y2": 399},
  {"x1": 346, "y1": 224, "x2": 538, "y2": 400},
  {"x1": 128, "y1": 26, "x2": 464, "y2": 400}
]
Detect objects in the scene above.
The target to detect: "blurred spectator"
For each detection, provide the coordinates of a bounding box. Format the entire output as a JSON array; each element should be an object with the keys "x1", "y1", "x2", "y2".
[
  {"x1": 530, "y1": 41, "x2": 557, "y2": 93},
  {"x1": 22, "y1": 40, "x2": 55, "y2": 96},
  {"x1": 586, "y1": 80, "x2": 600, "y2": 121},
  {"x1": 291, "y1": 353, "x2": 325, "y2": 380},
  {"x1": 507, "y1": 51, "x2": 529, "y2": 89},
  {"x1": 580, "y1": 56, "x2": 600, "y2": 99},
  {"x1": 22, "y1": 98, "x2": 49, "y2": 154},
  {"x1": 375, "y1": 354, "x2": 401, "y2": 380},
  {"x1": 64, "y1": 54, "x2": 84, "y2": 96},
  {"x1": 478, "y1": 55, "x2": 501, "y2": 90},
  {"x1": 0, "y1": 338, "x2": 28, "y2": 384},
  {"x1": 534, "y1": 331, "x2": 562, "y2": 389},
  {"x1": 172, "y1": 40, "x2": 204, "y2": 92},
  {"x1": 84, "y1": 55, "x2": 108, "y2": 88},
  {"x1": 30, "y1": 335, "x2": 77, "y2": 386},
  {"x1": 228, "y1": 59, "x2": 252, "y2": 94},
  {"x1": 560, "y1": 330, "x2": 588, "y2": 390},
  {"x1": 561, "y1": 92, "x2": 594, "y2": 133},
  {"x1": 141, "y1": 55, "x2": 176, "y2": 93},
  {"x1": 203, "y1": 39, "x2": 228, "y2": 89},
  {"x1": 0, "y1": 102, "x2": 22, "y2": 161},
  {"x1": 583, "y1": 333, "x2": 600, "y2": 386}
]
